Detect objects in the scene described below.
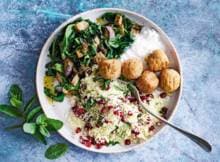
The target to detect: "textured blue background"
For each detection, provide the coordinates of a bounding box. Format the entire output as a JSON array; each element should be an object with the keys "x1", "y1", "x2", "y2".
[{"x1": 0, "y1": 0, "x2": 219, "y2": 162}]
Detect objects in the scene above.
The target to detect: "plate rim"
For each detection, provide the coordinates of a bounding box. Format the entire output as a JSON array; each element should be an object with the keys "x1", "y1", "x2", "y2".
[{"x1": 36, "y1": 7, "x2": 183, "y2": 153}]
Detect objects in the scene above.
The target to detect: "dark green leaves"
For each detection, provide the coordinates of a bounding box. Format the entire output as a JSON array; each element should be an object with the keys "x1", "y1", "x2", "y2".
[
  {"x1": 26, "y1": 106, "x2": 42, "y2": 122},
  {"x1": 45, "y1": 143, "x2": 68, "y2": 160},
  {"x1": 0, "y1": 104, "x2": 23, "y2": 118},
  {"x1": 44, "y1": 88, "x2": 64, "y2": 102},
  {"x1": 93, "y1": 76, "x2": 111, "y2": 90},
  {"x1": 84, "y1": 98, "x2": 96, "y2": 110},
  {"x1": 46, "y1": 118, "x2": 63, "y2": 131},
  {"x1": 9, "y1": 84, "x2": 23, "y2": 108}
]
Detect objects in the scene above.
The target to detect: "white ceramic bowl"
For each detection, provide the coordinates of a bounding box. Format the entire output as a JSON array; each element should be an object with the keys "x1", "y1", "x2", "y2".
[{"x1": 36, "y1": 8, "x2": 182, "y2": 153}]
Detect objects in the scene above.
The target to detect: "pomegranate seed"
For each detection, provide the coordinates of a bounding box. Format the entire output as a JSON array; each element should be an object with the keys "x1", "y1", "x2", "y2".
[
  {"x1": 84, "y1": 123, "x2": 93, "y2": 130},
  {"x1": 97, "y1": 99, "x2": 106, "y2": 104},
  {"x1": 84, "y1": 140, "x2": 92, "y2": 147},
  {"x1": 131, "y1": 129, "x2": 140, "y2": 136},
  {"x1": 72, "y1": 106, "x2": 85, "y2": 117},
  {"x1": 124, "y1": 139, "x2": 131, "y2": 145},
  {"x1": 126, "y1": 96, "x2": 137, "y2": 102},
  {"x1": 140, "y1": 95, "x2": 148, "y2": 101},
  {"x1": 101, "y1": 107, "x2": 108, "y2": 113},
  {"x1": 128, "y1": 111, "x2": 133, "y2": 116},
  {"x1": 95, "y1": 143, "x2": 102, "y2": 149},
  {"x1": 160, "y1": 92, "x2": 167, "y2": 98},
  {"x1": 149, "y1": 125, "x2": 155, "y2": 132},
  {"x1": 75, "y1": 127, "x2": 81, "y2": 133}
]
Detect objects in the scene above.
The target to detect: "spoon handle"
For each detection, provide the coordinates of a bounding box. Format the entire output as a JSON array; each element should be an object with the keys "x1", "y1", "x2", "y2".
[{"x1": 140, "y1": 102, "x2": 212, "y2": 152}]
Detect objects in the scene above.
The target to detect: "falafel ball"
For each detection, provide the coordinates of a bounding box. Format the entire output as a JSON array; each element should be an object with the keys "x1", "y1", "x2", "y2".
[
  {"x1": 122, "y1": 58, "x2": 144, "y2": 80},
  {"x1": 159, "y1": 69, "x2": 181, "y2": 93},
  {"x1": 99, "y1": 59, "x2": 121, "y2": 80},
  {"x1": 145, "y1": 49, "x2": 169, "y2": 71},
  {"x1": 136, "y1": 70, "x2": 159, "y2": 93}
]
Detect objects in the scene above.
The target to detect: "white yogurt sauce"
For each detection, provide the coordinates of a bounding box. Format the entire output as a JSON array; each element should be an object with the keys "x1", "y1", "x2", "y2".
[{"x1": 120, "y1": 27, "x2": 165, "y2": 63}]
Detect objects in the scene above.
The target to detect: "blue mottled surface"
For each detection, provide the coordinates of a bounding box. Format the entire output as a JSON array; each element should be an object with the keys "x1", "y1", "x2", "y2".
[{"x1": 0, "y1": 0, "x2": 219, "y2": 162}]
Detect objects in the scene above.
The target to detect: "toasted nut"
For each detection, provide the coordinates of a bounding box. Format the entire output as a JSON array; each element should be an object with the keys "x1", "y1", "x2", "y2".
[
  {"x1": 159, "y1": 69, "x2": 180, "y2": 93},
  {"x1": 76, "y1": 50, "x2": 84, "y2": 58},
  {"x1": 71, "y1": 74, "x2": 79, "y2": 86},
  {"x1": 122, "y1": 58, "x2": 143, "y2": 80},
  {"x1": 145, "y1": 49, "x2": 169, "y2": 71},
  {"x1": 99, "y1": 59, "x2": 121, "y2": 80},
  {"x1": 75, "y1": 21, "x2": 89, "y2": 31},
  {"x1": 136, "y1": 70, "x2": 159, "y2": 93}
]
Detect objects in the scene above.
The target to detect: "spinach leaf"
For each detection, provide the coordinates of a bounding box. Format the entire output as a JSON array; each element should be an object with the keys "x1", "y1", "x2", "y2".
[
  {"x1": 107, "y1": 141, "x2": 119, "y2": 146},
  {"x1": 44, "y1": 87, "x2": 64, "y2": 102},
  {"x1": 23, "y1": 123, "x2": 37, "y2": 134},
  {"x1": 45, "y1": 143, "x2": 68, "y2": 160},
  {"x1": 9, "y1": 84, "x2": 23, "y2": 108},
  {"x1": 0, "y1": 104, "x2": 23, "y2": 118},
  {"x1": 52, "y1": 63, "x2": 63, "y2": 73}
]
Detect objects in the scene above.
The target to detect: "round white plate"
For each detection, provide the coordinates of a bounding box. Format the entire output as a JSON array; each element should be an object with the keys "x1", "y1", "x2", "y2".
[{"x1": 36, "y1": 8, "x2": 182, "y2": 153}]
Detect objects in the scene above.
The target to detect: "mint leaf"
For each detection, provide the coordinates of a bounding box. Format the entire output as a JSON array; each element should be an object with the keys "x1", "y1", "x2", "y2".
[
  {"x1": 23, "y1": 123, "x2": 37, "y2": 134},
  {"x1": 26, "y1": 106, "x2": 42, "y2": 122},
  {"x1": 0, "y1": 104, "x2": 23, "y2": 118},
  {"x1": 9, "y1": 84, "x2": 23, "y2": 108},
  {"x1": 46, "y1": 118, "x2": 63, "y2": 131},
  {"x1": 10, "y1": 97, "x2": 22, "y2": 108},
  {"x1": 33, "y1": 130, "x2": 47, "y2": 145},
  {"x1": 36, "y1": 114, "x2": 47, "y2": 124},
  {"x1": 23, "y1": 95, "x2": 37, "y2": 113},
  {"x1": 39, "y1": 125, "x2": 50, "y2": 137},
  {"x1": 45, "y1": 143, "x2": 68, "y2": 160}
]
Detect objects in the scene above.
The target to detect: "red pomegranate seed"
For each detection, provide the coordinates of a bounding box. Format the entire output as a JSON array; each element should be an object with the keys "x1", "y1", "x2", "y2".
[
  {"x1": 131, "y1": 129, "x2": 140, "y2": 136},
  {"x1": 95, "y1": 143, "x2": 102, "y2": 149},
  {"x1": 149, "y1": 125, "x2": 155, "y2": 132},
  {"x1": 124, "y1": 139, "x2": 131, "y2": 145},
  {"x1": 84, "y1": 140, "x2": 92, "y2": 147},
  {"x1": 128, "y1": 111, "x2": 133, "y2": 116},
  {"x1": 126, "y1": 96, "x2": 137, "y2": 102},
  {"x1": 75, "y1": 127, "x2": 81, "y2": 133},
  {"x1": 160, "y1": 92, "x2": 167, "y2": 98},
  {"x1": 72, "y1": 105, "x2": 85, "y2": 117},
  {"x1": 97, "y1": 99, "x2": 106, "y2": 104},
  {"x1": 84, "y1": 123, "x2": 93, "y2": 130},
  {"x1": 140, "y1": 95, "x2": 148, "y2": 101},
  {"x1": 101, "y1": 107, "x2": 108, "y2": 113}
]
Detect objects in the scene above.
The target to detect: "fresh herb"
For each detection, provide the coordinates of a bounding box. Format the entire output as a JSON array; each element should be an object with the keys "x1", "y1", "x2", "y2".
[
  {"x1": 0, "y1": 84, "x2": 68, "y2": 160},
  {"x1": 114, "y1": 84, "x2": 130, "y2": 96},
  {"x1": 45, "y1": 143, "x2": 68, "y2": 160},
  {"x1": 44, "y1": 87, "x2": 64, "y2": 102},
  {"x1": 84, "y1": 97, "x2": 96, "y2": 110},
  {"x1": 107, "y1": 141, "x2": 120, "y2": 146},
  {"x1": 93, "y1": 76, "x2": 111, "y2": 90},
  {"x1": 9, "y1": 84, "x2": 23, "y2": 108}
]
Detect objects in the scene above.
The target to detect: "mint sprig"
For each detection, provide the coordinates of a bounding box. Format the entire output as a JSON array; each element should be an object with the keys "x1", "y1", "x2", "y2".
[{"x1": 0, "y1": 84, "x2": 68, "y2": 160}]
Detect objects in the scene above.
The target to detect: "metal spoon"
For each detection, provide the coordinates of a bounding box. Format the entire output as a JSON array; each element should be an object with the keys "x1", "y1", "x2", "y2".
[{"x1": 120, "y1": 80, "x2": 212, "y2": 152}]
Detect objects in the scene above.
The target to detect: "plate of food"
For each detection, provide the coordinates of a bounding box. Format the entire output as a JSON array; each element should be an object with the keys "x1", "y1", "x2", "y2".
[{"x1": 36, "y1": 8, "x2": 182, "y2": 153}]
